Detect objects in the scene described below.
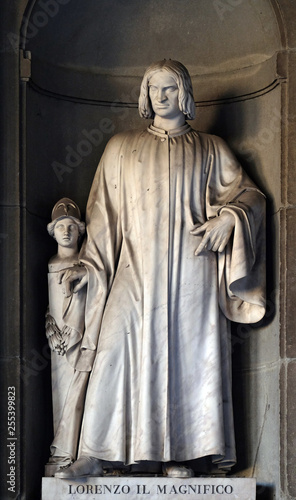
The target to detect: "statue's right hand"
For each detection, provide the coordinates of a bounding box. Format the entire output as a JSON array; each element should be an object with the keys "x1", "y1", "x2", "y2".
[{"x1": 58, "y1": 264, "x2": 88, "y2": 297}]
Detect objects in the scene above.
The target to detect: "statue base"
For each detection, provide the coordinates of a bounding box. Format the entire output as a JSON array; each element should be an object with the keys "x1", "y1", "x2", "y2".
[{"x1": 42, "y1": 476, "x2": 256, "y2": 499}]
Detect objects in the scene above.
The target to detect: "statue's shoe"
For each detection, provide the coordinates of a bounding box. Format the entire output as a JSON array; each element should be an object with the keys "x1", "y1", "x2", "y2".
[
  {"x1": 55, "y1": 456, "x2": 103, "y2": 478},
  {"x1": 163, "y1": 463, "x2": 194, "y2": 478}
]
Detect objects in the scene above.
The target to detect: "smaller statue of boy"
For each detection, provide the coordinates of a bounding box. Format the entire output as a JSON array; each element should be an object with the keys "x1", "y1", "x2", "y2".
[
  {"x1": 46, "y1": 198, "x2": 86, "y2": 357},
  {"x1": 45, "y1": 198, "x2": 89, "y2": 476}
]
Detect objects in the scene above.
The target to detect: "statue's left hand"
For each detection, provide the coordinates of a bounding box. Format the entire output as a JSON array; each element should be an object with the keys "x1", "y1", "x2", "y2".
[
  {"x1": 58, "y1": 264, "x2": 88, "y2": 297},
  {"x1": 191, "y1": 211, "x2": 235, "y2": 256}
]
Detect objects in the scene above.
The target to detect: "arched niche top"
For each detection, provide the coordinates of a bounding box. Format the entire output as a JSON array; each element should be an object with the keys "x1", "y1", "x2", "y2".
[{"x1": 24, "y1": 0, "x2": 282, "y2": 102}]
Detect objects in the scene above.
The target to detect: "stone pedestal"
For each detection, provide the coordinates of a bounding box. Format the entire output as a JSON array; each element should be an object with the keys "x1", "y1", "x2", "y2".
[{"x1": 42, "y1": 476, "x2": 256, "y2": 499}]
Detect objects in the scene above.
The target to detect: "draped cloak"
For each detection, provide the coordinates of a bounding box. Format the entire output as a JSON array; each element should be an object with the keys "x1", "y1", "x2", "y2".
[{"x1": 74, "y1": 124, "x2": 265, "y2": 470}]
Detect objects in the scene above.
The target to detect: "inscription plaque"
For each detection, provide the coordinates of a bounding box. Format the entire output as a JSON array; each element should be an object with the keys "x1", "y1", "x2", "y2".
[{"x1": 42, "y1": 477, "x2": 256, "y2": 500}]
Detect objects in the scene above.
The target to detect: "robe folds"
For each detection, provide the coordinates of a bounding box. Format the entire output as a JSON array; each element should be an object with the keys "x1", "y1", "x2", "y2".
[{"x1": 76, "y1": 123, "x2": 266, "y2": 470}]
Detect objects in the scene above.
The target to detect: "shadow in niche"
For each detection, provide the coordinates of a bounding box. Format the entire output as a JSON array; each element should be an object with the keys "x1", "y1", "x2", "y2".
[
  {"x1": 256, "y1": 484, "x2": 275, "y2": 500},
  {"x1": 20, "y1": 210, "x2": 56, "y2": 500},
  {"x1": 208, "y1": 90, "x2": 276, "y2": 328},
  {"x1": 231, "y1": 324, "x2": 249, "y2": 474},
  {"x1": 206, "y1": 91, "x2": 278, "y2": 476}
]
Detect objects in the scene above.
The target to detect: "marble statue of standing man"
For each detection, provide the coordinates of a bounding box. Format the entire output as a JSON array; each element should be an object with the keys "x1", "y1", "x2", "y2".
[{"x1": 55, "y1": 60, "x2": 266, "y2": 478}]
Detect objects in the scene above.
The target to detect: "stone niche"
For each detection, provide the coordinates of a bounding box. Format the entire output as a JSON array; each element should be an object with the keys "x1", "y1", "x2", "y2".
[{"x1": 2, "y1": 0, "x2": 296, "y2": 499}]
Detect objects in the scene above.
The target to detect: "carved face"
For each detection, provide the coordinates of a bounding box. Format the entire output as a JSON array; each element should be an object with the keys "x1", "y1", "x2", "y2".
[
  {"x1": 148, "y1": 71, "x2": 182, "y2": 121},
  {"x1": 53, "y1": 217, "x2": 79, "y2": 248}
]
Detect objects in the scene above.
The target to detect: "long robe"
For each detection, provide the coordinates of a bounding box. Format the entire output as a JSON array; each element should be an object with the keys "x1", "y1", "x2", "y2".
[
  {"x1": 76, "y1": 123, "x2": 266, "y2": 470},
  {"x1": 47, "y1": 261, "x2": 90, "y2": 463}
]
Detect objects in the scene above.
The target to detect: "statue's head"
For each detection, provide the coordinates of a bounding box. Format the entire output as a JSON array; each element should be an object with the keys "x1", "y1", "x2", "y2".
[
  {"x1": 47, "y1": 198, "x2": 85, "y2": 245},
  {"x1": 138, "y1": 60, "x2": 195, "y2": 121}
]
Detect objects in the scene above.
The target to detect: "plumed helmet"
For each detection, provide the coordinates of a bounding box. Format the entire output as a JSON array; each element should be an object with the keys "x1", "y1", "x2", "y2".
[
  {"x1": 47, "y1": 198, "x2": 85, "y2": 237},
  {"x1": 51, "y1": 198, "x2": 81, "y2": 222}
]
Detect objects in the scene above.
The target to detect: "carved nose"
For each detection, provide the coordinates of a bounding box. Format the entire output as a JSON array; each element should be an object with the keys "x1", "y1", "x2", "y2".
[{"x1": 157, "y1": 90, "x2": 167, "y2": 101}]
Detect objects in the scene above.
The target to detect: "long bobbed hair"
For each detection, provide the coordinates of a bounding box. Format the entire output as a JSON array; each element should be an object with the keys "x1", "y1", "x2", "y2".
[{"x1": 138, "y1": 60, "x2": 196, "y2": 121}]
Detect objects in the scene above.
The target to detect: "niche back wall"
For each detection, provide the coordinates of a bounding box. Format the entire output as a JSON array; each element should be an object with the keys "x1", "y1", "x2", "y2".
[{"x1": 21, "y1": 1, "x2": 283, "y2": 498}]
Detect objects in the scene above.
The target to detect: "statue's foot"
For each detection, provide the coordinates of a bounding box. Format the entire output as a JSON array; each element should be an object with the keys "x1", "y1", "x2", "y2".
[
  {"x1": 47, "y1": 455, "x2": 73, "y2": 466},
  {"x1": 55, "y1": 456, "x2": 103, "y2": 478},
  {"x1": 162, "y1": 463, "x2": 194, "y2": 478}
]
